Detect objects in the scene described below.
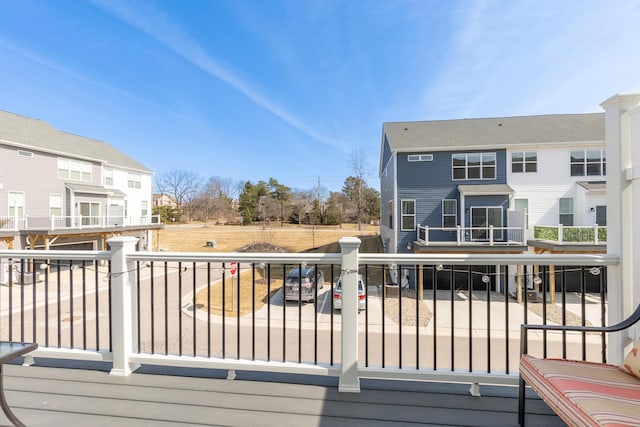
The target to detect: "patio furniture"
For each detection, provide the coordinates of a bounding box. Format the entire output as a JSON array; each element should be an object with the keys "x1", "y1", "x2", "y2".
[
  {"x1": 518, "y1": 304, "x2": 640, "y2": 426},
  {"x1": 0, "y1": 342, "x2": 38, "y2": 427}
]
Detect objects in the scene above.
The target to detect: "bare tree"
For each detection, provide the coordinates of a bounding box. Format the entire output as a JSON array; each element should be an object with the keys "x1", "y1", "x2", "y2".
[
  {"x1": 349, "y1": 149, "x2": 370, "y2": 230},
  {"x1": 154, "y1": 170, "x2": 202, "y2": 221}
]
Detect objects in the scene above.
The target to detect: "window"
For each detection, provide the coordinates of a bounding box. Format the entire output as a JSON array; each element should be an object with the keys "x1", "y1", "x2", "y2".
[
  {"x1": 128, "y1": 173, "x2": 141, "y2": 189},
  {"x1": 79, "y1": 202, "x2": 100, "y2": 226},
  {"x1": 104, "y1": 168, "x2": 114, "y2": 186},
  {"x1": 512, "y1": 152, "x2": 537, "y2": 173},
  {"x1": 141, "y1": 200, "x2": 148, "y2": 217},
  {"x1": 452, "y1": 152, "x2": 496, "y2": 180},
  {"x1": 8, "y1": 192, "x2": 25, "y2": 219},
  {"x1": 388, "y1": 200, "x2": 393, "y2": 229},
  {"x1": 408, "y1": 154, "x2": 433, "y2": 162},
  {"x1": 58, "y1": 158, "x2": 92, "y2": 182},
  {"x1": 471, "y1": 207, "x2": 503, "y2": 240},
  {"x1": 571, "y1": 149, "x2": 606, "y2": 176},
  {"x1": 514, "y1": 198, "x2": 529, "y2": 229},
  {"x1": 442, "y1": 199, "x2": 457, "y2": 227},
  {"x1": 559, "y1": 198, "x2": 574, "y2": 226},
  {"x1": 596, "y1": 206, "x2": 606, "y2": 226},
  {"x1": 401, "y1": 200, "x2": 415, "y2": 231},
  {"x1": 49, "y1": 194, "x2": 63, "y2": 217},
  {"x1": 17, "y1": 150, "x2": 33, "y2": 158}
]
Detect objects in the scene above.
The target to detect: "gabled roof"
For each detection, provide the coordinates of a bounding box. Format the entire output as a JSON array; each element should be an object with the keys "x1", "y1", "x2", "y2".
[
  {"x1": 383, "y1": 113, "x2": 604, "y2": 152},
  {"x1": 0, "y1": 110, "x2": 151, "y2": 172}
]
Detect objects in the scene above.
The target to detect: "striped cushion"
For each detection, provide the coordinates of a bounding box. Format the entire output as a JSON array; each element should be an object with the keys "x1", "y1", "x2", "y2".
[
  {"x1": 521, "y1": 355, "x2": 640, "y2": 426},
  {"x1": 621, "y1": 340, "x2": 640, "y2": 380}
]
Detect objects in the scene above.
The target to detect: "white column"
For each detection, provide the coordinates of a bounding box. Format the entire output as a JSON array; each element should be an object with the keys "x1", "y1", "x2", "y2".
[
  {"x1": 338, "y1": 237, "x2": 361, "y2": 393},
  {"x1": 601, "y1": 93, "x2": 640, "y2": 362},
  {"x1": 108, "y1": 236, "x2": 140, "y2": 376}
]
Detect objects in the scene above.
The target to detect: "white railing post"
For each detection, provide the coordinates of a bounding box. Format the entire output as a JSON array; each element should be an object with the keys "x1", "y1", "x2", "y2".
[
  {"x1": 457, "y1": 225, "x2": 462, "y2": 245},
  {"x1": 489, "y1": 225, "x2": 494, "y2": 246},
  {"x1": 558, "y1": 224, "x2": 563, "y2": 243},
  {"x1": 594, "y1": 224, "x2": 599, "y2": 245},
  {"x1": 339, "y1": 237, "x2": 361, "y2": 393},
  {"x1": 108, "y1": 236, "x2": 140, "y2": 376},
  {"x1": 425, "y1": 226, "x2": 429, "y2": 245}
]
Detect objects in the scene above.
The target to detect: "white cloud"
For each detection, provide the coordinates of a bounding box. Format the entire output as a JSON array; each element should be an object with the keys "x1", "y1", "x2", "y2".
[{"x1": 91, "y1": 0, "x2": 343, "y2": 152}]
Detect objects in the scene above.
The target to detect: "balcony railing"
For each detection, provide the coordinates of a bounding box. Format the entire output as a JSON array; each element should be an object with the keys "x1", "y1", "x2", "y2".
[
  {"x1": 0, "y1": 238, "x2": 619, "y2": 393},
  {"x1": 416, "y1": 225, "x2": 526, "y2": 246},
  {"x1": 534, "y1": 224, "x2": 607, "y2": 244},
  {"x1": 0, "y1": 214, "x2": 161, "y2": 231}
]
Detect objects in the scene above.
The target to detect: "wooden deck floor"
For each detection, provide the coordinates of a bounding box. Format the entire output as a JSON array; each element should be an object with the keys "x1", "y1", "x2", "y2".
[{"x1": 2, "y1": 360, "x2": 564, "y2": 426}]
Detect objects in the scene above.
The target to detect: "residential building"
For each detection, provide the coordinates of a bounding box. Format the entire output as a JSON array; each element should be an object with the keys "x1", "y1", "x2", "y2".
[
  {"x1": 379, "y1": 113, "x2": 606, "y2": 291},
  {"x1": 0, "y1": 110, "x2": 161, "y2": 251}
]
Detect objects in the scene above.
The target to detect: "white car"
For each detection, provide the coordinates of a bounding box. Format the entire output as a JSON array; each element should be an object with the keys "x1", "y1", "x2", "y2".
[{"x1": 333, "y1": 274, "x2": 366, "y2": 310}]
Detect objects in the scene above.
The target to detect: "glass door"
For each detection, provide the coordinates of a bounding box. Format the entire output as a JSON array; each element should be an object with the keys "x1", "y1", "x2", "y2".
[{"x1": 471, "y1": 207, "x2": 503, "y2": 241}]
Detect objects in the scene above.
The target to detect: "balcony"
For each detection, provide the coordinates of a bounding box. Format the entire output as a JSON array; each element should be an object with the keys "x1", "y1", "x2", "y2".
[
  {"x1": 0, "y1": 241, "x2": 616, "y2": 425},
  {"x1": 0, "y1": 215, "x2": 162, "y2": 232},
  {"x1": 416, "y1": 225, "x2": 527, "y2": 250}
]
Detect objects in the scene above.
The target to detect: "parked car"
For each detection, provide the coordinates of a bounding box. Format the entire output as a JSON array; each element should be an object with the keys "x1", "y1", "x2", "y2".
[
  {"x1": 283, "y1": 267, "x2": 324, "y2": 302},
  {"x1": 333, "y1": 274, "x2": 366, "y2": 311}
]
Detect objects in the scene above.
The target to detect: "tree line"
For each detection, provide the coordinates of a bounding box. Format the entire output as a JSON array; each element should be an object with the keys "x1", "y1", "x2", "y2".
[{"x1": 153, "y1": 169, "x2": 380, "y2": 229}]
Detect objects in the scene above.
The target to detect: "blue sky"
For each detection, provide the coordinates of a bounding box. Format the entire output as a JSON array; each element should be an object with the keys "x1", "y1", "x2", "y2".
[{"x1": 1, "y1": 1, "x2": 639, "y2": 193}]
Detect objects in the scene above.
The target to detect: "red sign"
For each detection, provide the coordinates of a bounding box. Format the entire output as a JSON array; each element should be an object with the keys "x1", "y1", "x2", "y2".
[{"x1": 229, "y1": 262, "x2": 237, "y2": 276}]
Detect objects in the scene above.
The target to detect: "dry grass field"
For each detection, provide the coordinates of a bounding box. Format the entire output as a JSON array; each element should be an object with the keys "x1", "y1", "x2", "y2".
[
  {"x1": 154, "y1": 222, "x2": 379, "y2": 252},
  {"x1": 161, "y1": 223, "x2": 381, "y2": 317}
]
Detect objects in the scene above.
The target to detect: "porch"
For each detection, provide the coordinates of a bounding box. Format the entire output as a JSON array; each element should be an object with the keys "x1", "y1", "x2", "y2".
[{"x1": 4, "y1": 360, "x2": 562, "y2": 426}]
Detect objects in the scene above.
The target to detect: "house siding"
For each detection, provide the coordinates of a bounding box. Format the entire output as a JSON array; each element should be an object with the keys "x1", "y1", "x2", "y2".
[
  {"x1": 380, "y1": 150, "x2": 396, "y2": 253},
  {"x1": 393, "y1": 149, "x2": 507, "y2": 253},
  {"x1": 507, "y1": 144, "x2": 605, "y2": 236}
]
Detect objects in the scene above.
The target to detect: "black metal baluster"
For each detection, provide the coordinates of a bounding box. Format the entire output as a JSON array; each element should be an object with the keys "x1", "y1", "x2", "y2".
[
  {"x1": 150, "y1": 261, "x2": 155, "y2": 354},
  {"x1": 330, "y1": 266, "x2": 334, "y2": 366},
  {"x1": 313, "y1": 264, "x2": 318, "y2": 365},
  {"x1": 82, "y1": 260, "x2": 87, "y2": 350},
  {"x1": 267, "y1": 264, "x2": 271, "y2": 362},
  {"x1": 581, "y1": 266, "x2": 586, "y2": 360},
  {"x1": 57, "y1": 261, "x2": 61, "y2": 347},
  {"x1": 237, "y1": 262, "x2": 241, "y2": 360},
  {"x1": 382, "y1": 265, "x2": 386, "y2": 369},
  {"x1": 398, "y1": 266, "x2": 403, "y2": 369},
  {"x1": 468, "y1": 266, "x2": 473, "y2": 372},
  {"x1": 192, "y1": 262, "x2": 197, "y2": 357},
  {"x1": 432, "y1": 266, "x2": 437, "y2": 370},
  {"x1": 94, "y1": 260, "x2": 98, "y2": 351},
  {"x1": 178, "y1": 261, "x2": 183, "y2": 357},
  {"x1": 136, "y1": 261, "x2": 141, "y2": 353},
  {"x1": 415, "y1": 264, "x2": 420, "y2": 370},
  {"x1": 562, "y1": 267, "x2": 567, "y2": 358},
  {"x1": 542, "y1": 266, "x2": 548, "y2": 359},
  {"x1": 282, "y1": 265, "x2": 286, "y2": 363},
  {"x1": 164, "y1": 262, "x2": 169, "y2": 356},
  {"x1": 486, "y1": 265, "x2": 491, "y2": 373},
  {"x1": 252, "y1": 263, "x2": 256, "y2": 361},
  {"x1": 298, "y1": 264, "x2": 302, "y2": 364},
  {"x1": 450, "y1": 266, "x2": 454, "y2": 371},
  {"x1": 365, "y1": 265, "x2": 369, "y2": 368},
  {"x1": 20, "y1": 259, "x2": 25, "y2": 343},
  {"x1": 222, "y1": 263, "x2": 226, "y2": 359},
  {"x1": 70, "y1": 260, "x2": 74, "y2": 349},
  {"x1": 504, "y1": 266, "x2": 509, "y2": 374},
  {"x1": 207, "y1": 262, "x2": 211, "y2": 358},
  {"x1": 600, "y1": 268, "x2": 607, "y2": 363}
]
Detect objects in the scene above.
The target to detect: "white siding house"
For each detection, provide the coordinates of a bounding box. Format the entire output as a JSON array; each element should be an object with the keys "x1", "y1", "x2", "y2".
[{"x1": 0, "y1": 110, "x2": 160, "y2": 251}]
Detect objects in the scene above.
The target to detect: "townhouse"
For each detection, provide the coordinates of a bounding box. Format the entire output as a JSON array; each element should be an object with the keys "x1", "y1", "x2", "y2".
[
  {"x1": 0, "y1": 110, "x2": 161, "y2": 253},
  {"x1": 379, "y1": 113, "x2": 605, "y2": 293}
]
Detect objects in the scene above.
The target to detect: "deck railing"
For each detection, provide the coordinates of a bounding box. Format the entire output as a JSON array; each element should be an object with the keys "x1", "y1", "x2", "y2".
[
  {"x1": 534, "y1": 224, "x2": 607, "y2": 244},
  {"x1": 15, "y1": 214, "x2": 162, "y2": 230},
  {"x1": 416, "y1": 225, "x2": 525, "y2": 246},
  {"x1": 0, "y1": 238, "x2": 619, "y2": 393}
]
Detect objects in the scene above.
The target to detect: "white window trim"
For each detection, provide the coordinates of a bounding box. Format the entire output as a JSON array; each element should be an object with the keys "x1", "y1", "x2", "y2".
[
  {"x1": 57, "y1": 157, "x2": 92, "y2": 182},
  {"x1": 442, "y1": 199, "x2": 457, "y2": 227},
  {"x1": 49, "y1": 194, "x2": 63, "y2": 217},
  {"x1": 128, "y1": 173, "x2": 142, "y2": 189},
  {"x1": 452, "y1": 152, "x2": 497, "y2": 181},
  {"x1": 408, "y1": 154, "x2": 433, "y2": 162},
  {"x1": 400, "y1": 199, "x2": 416, "y2": 231},
  {"x1": 511, "y1": 151, "x2": 537, "y2": 173},
  {"x1": 570, "y1": 149, "x2": 606, "y2": 177}
]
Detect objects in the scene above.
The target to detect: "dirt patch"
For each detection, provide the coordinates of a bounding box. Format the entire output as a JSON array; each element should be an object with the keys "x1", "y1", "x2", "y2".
[{"x1": 383, "y1": 288, "x2": 433, "y2": 327}]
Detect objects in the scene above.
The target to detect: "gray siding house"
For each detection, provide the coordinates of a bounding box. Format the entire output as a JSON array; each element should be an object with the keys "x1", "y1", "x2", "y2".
[
  {"x1": 379, "y1": 113, "x2": 605, "y2": 291},
  {"x1": 0, "y1": 110, "x2": 160, "y2": 252}
]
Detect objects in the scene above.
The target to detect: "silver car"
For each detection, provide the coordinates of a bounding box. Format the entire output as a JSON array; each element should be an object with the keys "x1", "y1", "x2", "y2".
[{"x1": 333, "y1": 274, "x2": 366, "y2": 310}]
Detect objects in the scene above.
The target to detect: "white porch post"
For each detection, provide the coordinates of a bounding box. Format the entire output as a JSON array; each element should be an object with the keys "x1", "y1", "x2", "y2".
[
  {"x1": 339, "y1": 237, "x2": 361, "y2": 393},
  {"x1": 108, "y1": 236, "x2": 140, "y2": 376},
  {"x1": 601, "y1": 93, "x2": 640, "y2": 362}
]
